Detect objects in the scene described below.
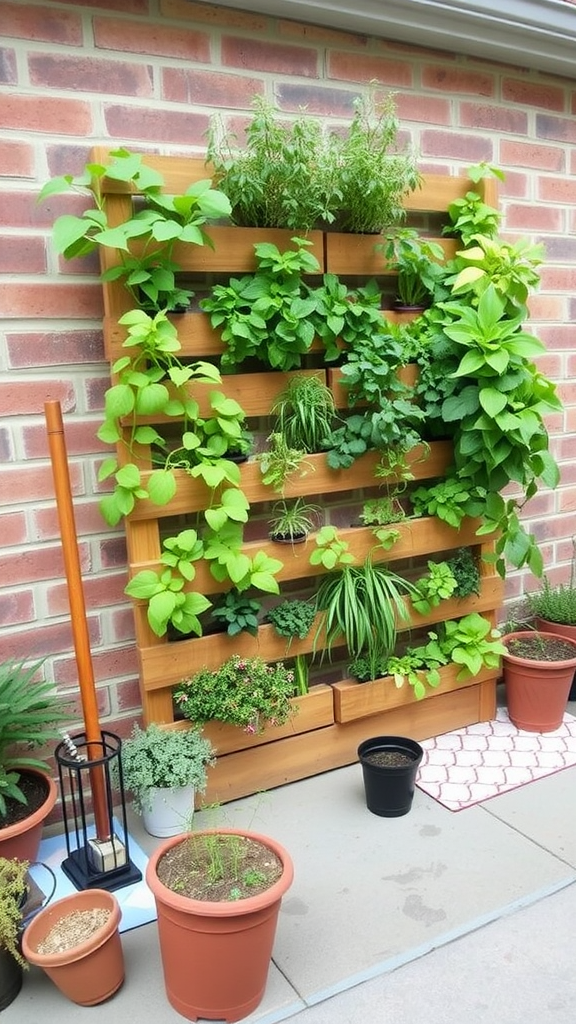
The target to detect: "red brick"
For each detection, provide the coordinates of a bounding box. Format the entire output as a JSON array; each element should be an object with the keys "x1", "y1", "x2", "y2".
[
  {"x1": 0, "y1": 541, "x2": 90, "y2": 587},
  {"x1": 536, "y1": 113, "x2": 576, "y2": 144},
  {"x1": 0, "y1": 379, "x2": 75, "y2": 417},
  {"x1": 421, "y1": 130, "x2": 492, "y2": 163},
  {"x1": 54, "y1": 644, "x2": 138, "y2": 685},
  {"x1": 459, "y1": 103, "x2": 527, "y2": 134},
  {"x1": 94, "y1": 16, "x2": 211, "y2": 61},
  {"x1": 0, "y1": 283, "x2": 103, "y2": 319},
  {"x1": 117, "y1": 676, "x2": 142, "y2": 712},
  {"x1": 559, "y1": 488, "x2": 576, "y2": 513},
  {"x1": 99, "y1": 537, "x2": 129, "y2": 570},
  {"x1": 499, "y1": 170, "x2": 528, "y2": 198},
  {"x1": 0, "y1": 234, "x2": 45, "y2": 274},
  {"x1": 0, "y1": 511, "x2": 27, "y2": 547},
  {"x1": 500, "y1": 140, "x2": 565, "y2": 172},
  {"x1": 0, "y1": 47, "x2": 17, "y2": 84},
  {"x1": 46, "y1": 142, "x2": 94, "y2": 177},
  {"x1": 6, "y1": 330, "x2": 104, "y2": 368},
  {"x1": 396, "y1": 93, "x2": 451, "y2": 126},
  {"x1": 422, "y1": 65, "x2": 494, "y2": 97},
  {"x1": 276, "y1": 83, "x2": 356, "y2": 117},
  {"x1": 505, "y1": 204, "x2": 563, "y2": 232},
  {"x1": 32, "y1": 501, "x2": 116, "y2": 543},
  {"x1": 28, "y1": 53, "x2": 153, "y2": 97},
  {"x1": 539, "y1": 266, "x2": 576, "y2": 291},
  {"x1": 110, "y1": 607, "x2": 135, "y2": 643},
  {"x1": 0, "y1": 428, "x2": 12, "y2": 463},
  {"x1": 327, "y1": 51, "x2": 412, "y2": 87},
  {"x1": 159, "y1": 0, "x2": 267, "y2": 31},
  {"x1": 46, "y1": 572, "x2": 129, "y2": 616},
  {"x1": 162, "y1": 68, "x2": 263, "y2": 108},
  {"x1": 58, "y1": 0, "x2": 148, "y2": 12},
  {"x1": 22, "y1": 418, "x2": 105, "y2": 459},
  {"x1": 526, "y1": 293, "x2": 566, "y2": 320},
  {"x1": 0, "y1": 140, "x2": 35, "y2": 177},
  {"x1": 0, "y1": 2, "x2": 83, "y2": 43},
  {"x1": 222, "y1": 36, "x2": 319, "y2": 78},
  {"x1": 502, "y1": 78, "x2": 565, "y2": 111},
  {"x1": 0, "y1": 589, "x2": 35, "y2": 627},
  {"x1": 104, "y1": 104, "x2": 209, "y2": 145},
  {"x1": 533, "y1": 352, "x2": 563, "y2": 379},
  {"x1": 0, "y1": 617, "x2": 100, "y2": 663},
  {"x1": 0, "y1": 94, "x2": 92, "y2": 135},
  {"x1": 84, "y1": 375, "x2": 109, "y2": 413},
  {"x1": 0, "y1": 189, "x2": 87, "y2": 230},
  {"x1": 0, "y1": 462, "x2": 84, "y2": 507},
  {"x1": 538, "y1": 176, "x2": 576, "y2": 204},
  {"x1": 538, "y1": 324, "x2": 576, "y2": 350},
  {"x1": 279, "y1": 18, "x2": 368, "y2": 48}
]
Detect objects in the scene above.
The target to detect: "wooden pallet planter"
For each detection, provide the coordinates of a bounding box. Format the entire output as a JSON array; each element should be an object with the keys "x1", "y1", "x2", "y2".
[{"x1": 95, "y1": 152, "x2": 502, "y2": 800}]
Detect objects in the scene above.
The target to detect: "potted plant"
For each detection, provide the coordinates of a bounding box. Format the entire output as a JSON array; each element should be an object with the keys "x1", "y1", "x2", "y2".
[
  {"x1": 270, "y1": 374, "x2": 336, "y2": 453},
  {"x1": 378, "y1": 227, "x2": 445, "y2": 310},
  {"x1": 146, "y1": 826, "x2": 293, "y2": 1021},
  {"x1": 0, "y1": 857, "x2": 28, "y2": 1011},
  {"x1": 0, "y1": 659, "x2": 69, "y2": 862},
  {"x1": 357, "y1": 736, "x2": 424, "y2": 817},
  {"x1": 115, "y1": 723, "x2": 216, "y2": 838},
  {"x1": 527, "y1": 540, "x2": 576, "y2": 700},
  {"x1": 21, "y1": 888, "x2": 124, "y2": 1005},
  {"x1": 268, "y1": 498, "x2": 321, "y2": 544},
  {"x1": 173, "y1": 655, "x2": 297, "y2": 734},
  {"x1": 501, "y1": 630, "x2": 576, "y2": 732}
]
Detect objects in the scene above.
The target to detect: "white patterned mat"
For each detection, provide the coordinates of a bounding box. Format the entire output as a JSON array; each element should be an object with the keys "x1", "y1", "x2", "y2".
[{"x1": 416, "y1": 709, "x2": 576, "y2": 811}]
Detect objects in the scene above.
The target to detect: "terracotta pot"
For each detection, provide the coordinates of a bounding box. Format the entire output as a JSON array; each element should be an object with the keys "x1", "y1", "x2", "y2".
[
  {"x1": 535, "y1": 618, "x2": 576, "y2": 701},
  {"x1": 146, "y1": 828, "x2": 294, "y2": 1022},
  {"x1": 502, "y1": 631, "x2": 576, "y2": 732},
  {"x1": 0, "y1": 769, "x2": 58, "y2": 862},
  {"x1": 21, "y1": 889, "x2": 124, "y2": 1005}
]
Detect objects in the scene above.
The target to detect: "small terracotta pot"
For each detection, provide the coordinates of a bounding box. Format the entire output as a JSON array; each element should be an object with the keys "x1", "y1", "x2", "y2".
[
  {"x1": 502, "y1": 631, "x2": 576, "y2": 732},
  {"x1": 0, "y1": 770, "x2": 58, "y2": 863},
  {"x1": 21, "y1": 888, "x2": 124, "y2": 1005},
  {"x1": 146, "y1": 828, "x2": 293, "y2": 1022}
]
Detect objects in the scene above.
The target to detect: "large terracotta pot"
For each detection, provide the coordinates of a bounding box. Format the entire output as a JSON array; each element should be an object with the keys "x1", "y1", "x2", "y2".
[
  {"x1": 502, "y1": 631, "x2": 576, "y2": 732},
  {"x1": 0, "y1": 770, "x2": 58, "y2": 862},
  {"x1": 146, "y1": 828, "x2": 294, "y2": 1023},
  {"x1": 21, "y1": 888, "x2": 124, "y2": 1005},
  {"x1": 535, "y1": 618, "x2": 576, "y2": 701}
]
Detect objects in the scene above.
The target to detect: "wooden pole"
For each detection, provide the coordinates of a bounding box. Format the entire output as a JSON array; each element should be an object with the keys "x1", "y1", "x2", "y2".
[{"x1": 44, "y1": 401, "x2": 110, "y2": 841}]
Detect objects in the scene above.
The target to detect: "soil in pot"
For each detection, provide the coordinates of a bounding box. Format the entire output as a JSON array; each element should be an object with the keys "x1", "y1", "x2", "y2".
[
  {"x1": 363, "y1": 749, "x2": 417, "y2": 768},
  {"x1": 269, "y1": 531, "x2": 307, "y2": 545},
  {"x1": 506, "y1": 635, "x2": 576, "y2": 661},
  {"x1": 1, "y1": 773, "x2": 49, "y2": 831},
  {"x1": 358, "y1": 736, "x2": 423, "y2": 818},
  {"x1": 156, "y1": 833, "x2": 283, "y2": 902},
  {"x1": 36, "y1": 907, "x2": 112, "y2": 954}
]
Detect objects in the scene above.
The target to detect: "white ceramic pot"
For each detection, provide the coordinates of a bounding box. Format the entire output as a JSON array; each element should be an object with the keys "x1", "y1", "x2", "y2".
[{"x1": 141, "y1": 785, "x2": 195, "y2": 838}]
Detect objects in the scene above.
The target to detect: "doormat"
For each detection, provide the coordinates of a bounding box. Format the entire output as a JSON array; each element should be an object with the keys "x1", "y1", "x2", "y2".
[
  {"x1": 37, "y1": 818, "x2": 156, "y2": 933},
  {"x1": 416, "y1": 709, "x2": 576, "y2": 811}
]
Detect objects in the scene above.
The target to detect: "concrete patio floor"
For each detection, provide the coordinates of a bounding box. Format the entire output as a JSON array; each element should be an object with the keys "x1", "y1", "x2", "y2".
[{"x1": 7, "y1": 699, "x2": 576, "y2": 1024}]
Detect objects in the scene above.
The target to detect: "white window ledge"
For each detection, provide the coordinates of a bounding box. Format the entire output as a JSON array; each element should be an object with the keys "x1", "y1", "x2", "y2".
[{"x1": 214, "y1": 0, "x2": 576, "y2": 79}]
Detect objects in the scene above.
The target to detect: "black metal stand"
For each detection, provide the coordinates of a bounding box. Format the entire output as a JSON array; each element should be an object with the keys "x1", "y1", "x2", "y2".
[{"x1": 55, "y1": 730, "x2": 142, "y2": 892}]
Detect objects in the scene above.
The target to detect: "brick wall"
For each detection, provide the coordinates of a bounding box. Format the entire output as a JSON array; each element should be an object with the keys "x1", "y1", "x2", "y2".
[{"x1": 1, "y1": 0, "x2": 575, "y2": 736}]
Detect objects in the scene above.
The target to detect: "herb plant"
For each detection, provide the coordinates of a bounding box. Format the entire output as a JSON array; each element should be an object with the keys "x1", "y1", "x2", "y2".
[
  {"x1": 527, "y1": 539, "x2": 576, "y2": 625},
  {"x1": 309, "y1": 526, "x2": 354, "y2": 571},
  {"x1": 269, "y1": 498, "x2": 321, "y2": 541},
  {"x1": 211, "y1": 590, "x2": 262, "y2": 637},
  {"x1": 258, "y1": 433, "x2": 312, "y2": 494},
  {"x1": 271, "y1": 375, "x2": 336, "y2": 453},
  {"x1": 174, "y1": 655, "x2": 296, "y2": 732},
  {"x1": 0, "y1": 856, "x2": 29, "y2": 967},
  {"x1": 267, "y1": 600, "x2": 317, "y2": 641},
  {"x1": 410, "y1": 561, "x2": 458, "y2": 616},
  {"x1": 379, "y1": 228, "x2": 445, "y2": 307},
  {"x1": 117, "y1": 723, "x2": 215, "y2": 813},
  {"x1": 124, "y1": 528, "x2": 211, "y2": 638}
]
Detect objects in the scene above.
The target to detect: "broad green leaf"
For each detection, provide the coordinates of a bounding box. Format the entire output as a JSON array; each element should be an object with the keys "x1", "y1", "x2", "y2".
[
  {"x1": 147, "y1": 469, "x2": 177, "y2": 506},
  {"x1": 479, "y1": 387, "x2": 507, "y2": 417}
]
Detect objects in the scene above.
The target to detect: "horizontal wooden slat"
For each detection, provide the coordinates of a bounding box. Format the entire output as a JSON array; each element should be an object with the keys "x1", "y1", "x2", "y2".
[
  {"x1": 136, "y1": 557, "x2": 503, "y2": 693},
  {"x1": 325, "y1": 233, "x2": 457, "y2": 276},
  {"x1": 332, "y1": 663, "x2": 497, "y2": 723},
  {"x1": 126, "y1": 440, "x2": 452, "y2": 521}
]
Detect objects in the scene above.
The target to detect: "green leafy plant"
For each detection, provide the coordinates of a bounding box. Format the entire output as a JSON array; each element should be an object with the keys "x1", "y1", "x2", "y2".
[
  {"x1": 411, "y1": 477, "x2": 484, "y2": 529},
  {"x1": 410, "y1": 560, "x2": 458, "y2": 616},
  {"x1": 39, "y1": 148, "x2": 231, "y2": 311},
  {"x1": 527, "y1": 538, "x2": 576, "y2": 626},
  {"x1": 116, "y1": 723, "x2": 215, "y2": 813},
  {"x1": 324, "y1": 414, "x2": 375, "y2": 470},
  {"x1": 271, "y1": 374, "x2": 336, "y2": 453},
  {"x1": 378, "y1": 228, "x2": 445, "y2": 307},
  {"x1": 447, "y1": 547, "x2": 481, "y2": 598},
  {"x1": 258, "y1": 433, "x2": 312, "y2": 494},
  {"x1": 174, "y1": 655, "x2": 297, "y2": 732},
  {"x1": 269, "y1": 498, "x2": 321, "y2": 542},
  {"x1": 360, "y1": 495, "x2": 406, "y2": 527},
  {"x1": 438, "y1": 612, "x2": 506, "y2": 681},
  {"x1": 314, "y1": 558, "x2": 416, "y2": 680},
  {"x1": 211, "y1": 590, "x2": 262, "y2": 638},
  {"x1": 203, "y1": 522, "x2": 283, "y2": 594},
  {"x1": 200, "y1": 238, "x2": 321, "y2": 372},
  {"x1": 124, "y1": 528, "x2": 210, "y2": 638},
  {"x1": 206, "y1": 96, "x2": 341, "y2": 230},
  {"x1": 0, "y1": 856, "x2": 29, "y2": 967},
  {"x1": 266, "y1": 599, "x2": 317, "y2": 697},
  {"x1": 443, "y1": 163, "x2": 504, "y2": 246},
  {"x1": 309, "y1": 526, "x2": 354, "y2": 571},
  {"x1": 0, "y1": 660, "x2": 69, "y2": 818},
  {"x1": 333, "y1": 89, "x2": 421, "y2": 234}
]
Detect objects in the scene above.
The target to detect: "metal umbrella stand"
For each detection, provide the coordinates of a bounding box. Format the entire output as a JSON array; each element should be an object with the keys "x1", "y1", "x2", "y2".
[{"x1": 45, "y1": 401, "x2": 141, "y2": 891}]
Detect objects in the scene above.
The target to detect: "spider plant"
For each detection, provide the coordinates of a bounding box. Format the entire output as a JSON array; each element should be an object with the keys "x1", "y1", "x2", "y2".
[
  {"x1": 313, "y1": 557, "x2": 416, "y2": 680},
  {"x1": 271, "y1": 375, "x2": 336, "y2": 453},
  {"x1": 269, "y1": 499, "x2": 321, "y2": 542}
]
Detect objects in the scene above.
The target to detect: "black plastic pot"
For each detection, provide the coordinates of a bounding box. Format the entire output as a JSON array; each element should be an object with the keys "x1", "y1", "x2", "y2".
[
  {"x1": 358, "y1": 736, "x2": 423, "y2": 817},
  {"x1": 0, "y1": 947, "x2": 22, "y2": 1011}
]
